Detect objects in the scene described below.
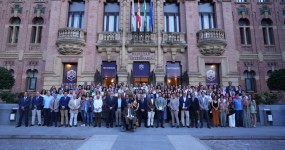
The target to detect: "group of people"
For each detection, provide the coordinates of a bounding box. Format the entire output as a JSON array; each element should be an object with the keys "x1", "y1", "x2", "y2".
[{"x1": 16, "y1": 81, "x2": 257, "y2": 130}]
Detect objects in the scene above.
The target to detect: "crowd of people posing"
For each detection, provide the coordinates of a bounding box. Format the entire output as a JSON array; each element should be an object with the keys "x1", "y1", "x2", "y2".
[{"x1": 16, "y1": 81, "x2": 257, "y2": 130}]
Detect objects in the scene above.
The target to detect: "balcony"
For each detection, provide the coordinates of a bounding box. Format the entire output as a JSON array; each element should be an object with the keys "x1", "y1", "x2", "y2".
[
  {"x1": 197, "y1": 29, "x2": 227, "y2": 56},
  {"x1": 161, "y1": 32, "x2": 187, "y2": 46},
  {"x1": 97, "y1": 32, "x2": 121, "y2": 47},
  {"x1": 126, "y1": 32, "x2": 157, "y2": 47},
  {"x1": 56, "y1": 28, "x2": 85, "y2": 55}
]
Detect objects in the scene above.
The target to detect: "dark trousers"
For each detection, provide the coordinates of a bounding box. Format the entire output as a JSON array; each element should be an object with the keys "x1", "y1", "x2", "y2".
[
  {"x1": 138, "y1": 110, "x2": 147, "y2": 127},
  {"x1": 235, "y1": 110, "x2": 243, "y2": 127},
  {"x1": 106, "y1": 110, "x2": 114, "y2": 126},
  {"x1": 44, "y1": 108, "x2": 51, "y2": 126},
  {"x1": 94, "y1": 112, "x2": 101, "y2": 126},
  {"x1": 18, "y1": 108, "x2": 29, "y2": 126},
  {"x1": 50, "y1": 111, "x2": 58, "y2": 126},
  {"x1": 156, "y1": 110, "x2": 164, "y2": 127},
  {"x1": 190, "y1": 110, "x2": 199, "y2": 127},
  {"x1": 200, "y1": 109, "x2": 210, "y2": 127}
]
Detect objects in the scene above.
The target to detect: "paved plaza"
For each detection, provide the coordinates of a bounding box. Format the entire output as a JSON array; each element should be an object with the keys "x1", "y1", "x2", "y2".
[{"x1": 0, "y1": 125, "x2": 285, "y2": 150}]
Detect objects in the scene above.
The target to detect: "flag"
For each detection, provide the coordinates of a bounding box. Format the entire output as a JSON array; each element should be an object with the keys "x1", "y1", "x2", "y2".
[
  {"x1": 131, "y1": 0, "x2": 136, "y2": 31},
  {"x1": 136, "y1": 0, "x2": 141, "y2": 31},
  {"x1": 149, "y1": 0, "x2": 153, "y2": 31},
  {"x1": 143, "y1": 0, "x2": 147, "y2": 31}
]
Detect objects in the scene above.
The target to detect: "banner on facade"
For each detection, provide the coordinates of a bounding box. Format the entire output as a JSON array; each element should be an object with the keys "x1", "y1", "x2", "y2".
[
  {"x1": 133, "y1": 62, "x2": 150, "y2": 77},
  {"x1": 102, "y1": 62, "x2": 117, "y2": 78},
  {"x1": 63, "y1": 64, "x2": 77, "y2": 84},
  {"x1": 205, "y1": 64, "x2": 220, "y2": 86},
  {"x1": 166, "y1": 62, "x2": 181, "y2": 78}
]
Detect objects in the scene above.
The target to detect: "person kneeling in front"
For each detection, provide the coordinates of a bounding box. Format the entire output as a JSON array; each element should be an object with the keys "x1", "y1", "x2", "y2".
[{"x1": 123, "y1": 103, "x2": 137, "y2": 131}]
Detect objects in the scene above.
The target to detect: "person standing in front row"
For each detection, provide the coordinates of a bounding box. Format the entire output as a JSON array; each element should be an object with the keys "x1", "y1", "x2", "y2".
[
  {"x1": 50, "y1": 93, "x2": 59, "y2": 127},
  {"x1": 179, "y1": 93, "x2": 190, "y2": 128},
  {"x1": 190, "y1": 92, "x2": 200, "y2": 128},
  {"x1": 170, "y1": 94, "x2": 180, "y2": 128},
  {"x1": 199, "y1": 91, "x2": 211, "y2": 128},
  {"x1": 31, "y1": 91, "x2": 43, "y2": 126},
  {"x1": 233, "y1": 92, "x2": 243, "y2": 127},
  {"x1": 59, "y1": 91, "x2": 70, "y2": 127},
  {"x1": 16, "y1": 92, "x2": 31, "y2": 127},
  {"x1": 147, "y1": 96, "x2": 156, "y2": 128},
  {"x1": 155, "y1": 93, "x2": 167, "y2": 128},
  {"x1": 86, "y1": 95, "x2": 94, "y2": 127},
  {"x1": 93, "y1": 94, "x2": 103, "y2": 127},
  {"x1": 68, "y1": 95, "x2": 81, "y2": 127},
  {"x1": 43, "y1": 91, "x2": 53, "y2": 127},
  {"x1": 106, "y1": 93, "x2": 116, "y2": 128}
]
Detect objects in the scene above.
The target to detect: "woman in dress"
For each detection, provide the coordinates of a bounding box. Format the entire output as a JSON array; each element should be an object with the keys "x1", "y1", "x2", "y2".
[
  {"x1": 212, "y1": 95, "x2": 220, "y2": 127},
  {"x1": 248, "y1": 94, "x2": 257, "y2": 128},
  {"x1": 227, "y1": 97, "x2": 236, "y2": 127},
  {"x1": 242, "y1": 96, "x2": 252, "y2": 128},
  {"x1": 219, "y1": 96, "x2": 227, "y2": 127}
]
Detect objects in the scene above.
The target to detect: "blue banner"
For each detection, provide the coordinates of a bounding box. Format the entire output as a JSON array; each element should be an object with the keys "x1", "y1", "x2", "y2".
[
  {"x1": 102, "y1": 62, "x2": 116, "y2": 78},
  {"x1": 63, "y1": 64, "x2": 77, "y2": 84},
  {"x1": 133, "y1": 62, "x2": 150, "y2": 77},
  {"x1": 167, "y1": 62, "x2": 181, "y2": 78}
]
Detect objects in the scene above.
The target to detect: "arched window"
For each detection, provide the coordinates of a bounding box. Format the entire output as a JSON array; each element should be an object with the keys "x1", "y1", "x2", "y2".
[
  {"x1": 26, "y1": 69, "x2": 38, "y2": 91},
  {"x1": 68, "y1": 0, "x2": 85, "y2": 29},
  {"x1": 31, "y1": 17, "x2": 44, "y2": 44},
  {"x1": 8, "y1": 17, "x2": 21, "y2": 44},
  {"x1": 261, "y1": 19, "x2": 274, "y2": 45},
  {"x1": 199, "y1": 2, "x2": 215, "y2": 30},
  {"x1": 244, "y1": 71, "x2": 255, "y2": 92},
  {"x1": 239, "y1": 19, "x2": 251, "y2": 45}
]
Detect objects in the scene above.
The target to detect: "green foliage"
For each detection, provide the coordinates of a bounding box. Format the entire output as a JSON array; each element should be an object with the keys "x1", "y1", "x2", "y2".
[
  {"x1": 0, "y1": 92, "x2": 20, "y2": 104},
  {"x1": 254, "y1": 92, "x2": 279, "y2": 105},
  {"x1": 0, "y1": 67, "x2": 15, "y2": 90},
  {"x1": 267, "y1": 69, "x2": 285, "y2": 91}
]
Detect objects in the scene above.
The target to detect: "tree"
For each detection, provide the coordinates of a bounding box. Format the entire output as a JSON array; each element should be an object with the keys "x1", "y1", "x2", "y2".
[
  {"x1": 267, "y1": 69, "x2": 285, "y2": 91},
  {"x1": 0, "y1": 67, "x2": 15, "y2": 90}
]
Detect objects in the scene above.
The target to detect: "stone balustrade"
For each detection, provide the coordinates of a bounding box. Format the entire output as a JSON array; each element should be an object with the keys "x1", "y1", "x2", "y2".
[
  {"x1": 162, "y1": 32, "x2": 186, "y2": 45},
  {"x1": 197, "y1": 28, "x2": 227, "y2": 56},
  {"x1": 127, "y1": 32, "x2": 157, "y2": 44}
]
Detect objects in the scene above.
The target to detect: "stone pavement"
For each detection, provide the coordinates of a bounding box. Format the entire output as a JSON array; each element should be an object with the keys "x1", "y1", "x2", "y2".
[{"x1": 0, "y1": 125, "x2": 284, "y2": 150}]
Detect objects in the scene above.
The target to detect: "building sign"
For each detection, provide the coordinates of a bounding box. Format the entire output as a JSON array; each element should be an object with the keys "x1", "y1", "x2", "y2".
[
  {"x1": 63, "y1": 64, "x2": 77, "y2": 84},
  {"x1": 166, "y1": 62, "x2": 181, "y2": 78},
  {"x1": 133, "y1": 62, "x2": 150, "y2": 77},
  {"x1": 205, "y1": 64, "x2": 220, "y2": 86},
  {"x1": 102, "y1": 62, "x2": 116, "y2": 78},
  {"x1": 128, "y1": 52, "x2": 155, "y2": 60}
]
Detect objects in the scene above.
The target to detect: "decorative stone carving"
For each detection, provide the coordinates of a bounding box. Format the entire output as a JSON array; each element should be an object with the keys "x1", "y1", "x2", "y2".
[
  {"x1": 56, "y1": 27, "x2": 85, "y2": 55},
  {"x1": 126, "y1": 32, "x2": 157, "y2": 47},
  {"x1": 197, "y1": 29, "x2": 227, "y2": 56}
]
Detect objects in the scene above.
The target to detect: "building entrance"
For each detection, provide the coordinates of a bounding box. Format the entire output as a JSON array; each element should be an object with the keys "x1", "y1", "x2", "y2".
[{"x1": 132, "y1": 62, "x2": 150, "y2": 84}]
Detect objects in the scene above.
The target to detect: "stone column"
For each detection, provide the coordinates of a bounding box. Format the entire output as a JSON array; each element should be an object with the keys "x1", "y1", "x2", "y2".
[
  {"x1": 154, "y1": 0, "x2": 165, "y2": 84},
  {"x1": 117, "y1": 0, "x2": 128, "y2": 84}
]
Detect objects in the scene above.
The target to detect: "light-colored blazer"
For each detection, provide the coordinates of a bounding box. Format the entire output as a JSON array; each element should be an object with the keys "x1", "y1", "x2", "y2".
[
  {"x1": 68, "y1": 99, "x2": 81, "y2": 113},
  {"x1": 50, "y1": 98, "x2": 59, "y2": 112},
  {"x1": 199, "y1": 96, "x2": 209, "y2": 111},
  {"x1": 93, "y1": 98, "x2": 103, "y2": 113}
]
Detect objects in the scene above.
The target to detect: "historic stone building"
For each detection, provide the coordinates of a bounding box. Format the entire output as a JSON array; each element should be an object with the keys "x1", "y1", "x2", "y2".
[{"x1": 0, "y1": 0, "x2": 284, "y2": 94}]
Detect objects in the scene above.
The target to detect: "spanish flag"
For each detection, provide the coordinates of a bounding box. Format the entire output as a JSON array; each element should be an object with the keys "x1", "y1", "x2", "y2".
[{"x1": 136, "y1": 0, "x2": 141, "y2": 32}]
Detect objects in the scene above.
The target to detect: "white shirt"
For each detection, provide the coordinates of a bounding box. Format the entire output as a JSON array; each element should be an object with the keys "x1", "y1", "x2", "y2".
[{"x1": 93, "y1": 98, "x2": 103, "y2": 112}]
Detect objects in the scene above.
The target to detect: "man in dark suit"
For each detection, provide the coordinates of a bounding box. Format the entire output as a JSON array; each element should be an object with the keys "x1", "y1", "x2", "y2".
[
  {"x1": 17, "y1": 92, "x2": 31, "y2": 127},
  {"x1": 226, "y1": 81, "x2": 236, "y2": 97},
  {"x1": 179, "y1": 93, "x2": 190, "y2": 128},
  {"x1": 31, "y1": 91, "x2": 43, "y2": 126},
  {"x1": 189, "y1": 92, "x2": 200, "y2": 128},
  {"x1": 138, "y1": 94, "x2": 147, "y2": 127},
  {"x1": 59, "y1": 91, "x2": 70, "y2": 127},
  {"x1": 106, "y1": 93, "x2": 116, "y2": 128}
]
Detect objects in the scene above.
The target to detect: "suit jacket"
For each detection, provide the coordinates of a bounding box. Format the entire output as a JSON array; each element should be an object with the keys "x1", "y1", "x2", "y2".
[
  {"x1": 189, "y1": 96, "x2": 200, "y2": 112},
  {"x1": 198, "y1": 96, "x2": 209, "y2": 110},
  {"x1": 226, "y1": 86, "x2": 236, "y2": 96},
  {"x1": 123, "y1": 107, "x2": 135, "y2": 117},
  {"x1": 155, "y1": 97, "x2": 167, "y2": 111},
  {"x1": 179, "y1": 96, "x2": 190, "y2": 110},
  {"x1": 31, "y1": 96, "x2": 43, "y2": 110},
  {"x1": 19, "y1": 97, "x2": 31, "y2": 110},
  {"x1": 114, "y1": 97, "x2": 124, "y2": 111},
  {"x1": 106, "y1": 96, "x2": 116, "y2": 111},
  {"x1": 59, "y1": 96, "x2": 70, "y2": 110},
  {"x1": 50, "y1": 98, "x2": 59, "y2": 112},
  {"x1": 147, "y1": 99, "x2": 156, "y2": 112},
  {"x1": 138, "y1": 98, "x2": 147, "y2": 111},
  {"x1": 68, "y1": 99, "x2": 81, "y2": 113}
]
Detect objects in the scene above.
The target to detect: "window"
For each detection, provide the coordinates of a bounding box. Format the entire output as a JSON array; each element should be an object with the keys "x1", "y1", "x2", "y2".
[
  {"x1": 261, "y1": 19, "x2": 274, "y2": 45},
  {"x1": 236, "y1": 0, "x2": 249, "y2": 2},
  {"x1": 258, "y1": 0, "x2": 269, "y2": 2},
  {"x1": 104, "y1": 3, "x2": 120, "y2": 32},
  {"x1": 244, "y1": 71, "x2": 255, "y2": 92},
  {"x1": 239, "y1": 19, "x2": 251, "y2": 45},
  {"x1": 31, "y1": 17, "x2": 44, "y2": 43},
  {"x1": 68, "y1": 0, "x2": 85, "y2": 29},
  {"x1": 8, "y1": 17, "x2": 21, "y2": 44},
  {"x1": 131, "y1": 2, "x2": 152, "y2": 32},
  {"x1": 199, "y1": 2, "x2": 215, "y2": 30},
  {"x1": 26, "y1": 70, "x2": 38, "y2": 91},
  {"x1": 164, "y1": 3, "x2": 180, "y2": 32}
]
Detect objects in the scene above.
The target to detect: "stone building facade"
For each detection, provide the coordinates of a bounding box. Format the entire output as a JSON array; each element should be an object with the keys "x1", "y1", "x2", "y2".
[{"x1": 0, "y1": 0, "x2": 284, "y2": 94}]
